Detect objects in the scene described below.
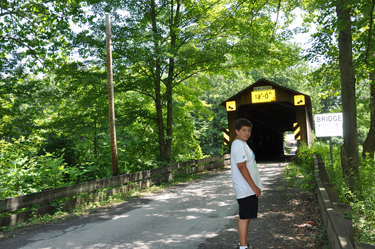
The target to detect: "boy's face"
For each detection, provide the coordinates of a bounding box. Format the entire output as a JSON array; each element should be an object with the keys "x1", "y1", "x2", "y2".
[{"x1": 235, "y1": 126, "x2": 252, "y2": 142}]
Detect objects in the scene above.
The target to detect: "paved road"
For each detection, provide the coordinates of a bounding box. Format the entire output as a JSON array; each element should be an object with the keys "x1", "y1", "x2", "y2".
[
  {"x1": 19, "y1": 169, "x2": 238, "y2": 249},
  {"x1": 1, "y1": 159, "x2": 290, "y2": 249}
]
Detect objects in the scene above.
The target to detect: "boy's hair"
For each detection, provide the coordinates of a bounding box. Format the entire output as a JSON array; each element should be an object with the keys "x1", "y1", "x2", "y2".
[{"x1": 234, "y1": 118, "x2": 253, "y2": 131}]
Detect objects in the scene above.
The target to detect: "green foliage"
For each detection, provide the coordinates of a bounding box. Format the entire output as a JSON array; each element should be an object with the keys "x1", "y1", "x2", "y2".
[
  {"x1": 0, "y1": 137, "x2": 69, "y2": 199},
  {"x1": 284, "y1": 143, "x2": 316, "y2": 192},
  {"x1": 41, "y1": 134, "x2": 78, "y2": 166},
  {"x1": 0, "y1": 1, "x2": 86, "y2": 132},
  {"x1": 0, "y1": 0, "x2": 86, "y2": 70},
  {"x1": 0, "y1": 76, "x2": 49, "y2": 140}
]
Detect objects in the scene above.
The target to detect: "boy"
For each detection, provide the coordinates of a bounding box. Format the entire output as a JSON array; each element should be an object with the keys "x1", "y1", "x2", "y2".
[{"x1": 230, "y1": 118, "x2": 263, "y2": 249}]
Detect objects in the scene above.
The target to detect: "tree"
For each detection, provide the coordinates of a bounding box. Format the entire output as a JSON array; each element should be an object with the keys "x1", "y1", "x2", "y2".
[
  {"x1": 357, "y1": 1, "x2": 375, "y2": 158},
  {"x1": 336, "y1": 0, "x2": 360, "y2": 191},
  {"x1": 0, "y1": 0, "x2": 84, "y2": 74},
  {"x1": 301, "y1": 0, "x2": 374, "y2": 191},
  {"x1": 79, "y1": 0, "x2": 300, "y2": 162},
  {"x1": 362, "y1": 76, "x2": 375, "y2": 158},
  {"x1": 50, "y1": 63, "x2": 111, "y2": 172},
  {"x1": 0, "y1": 0, "x2": 85, "y2": 140}
]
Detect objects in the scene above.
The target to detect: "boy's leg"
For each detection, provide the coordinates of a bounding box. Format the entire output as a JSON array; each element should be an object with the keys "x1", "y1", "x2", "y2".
[{"x1": 238, "y1": 218, "x2": 251, "y2": 246}]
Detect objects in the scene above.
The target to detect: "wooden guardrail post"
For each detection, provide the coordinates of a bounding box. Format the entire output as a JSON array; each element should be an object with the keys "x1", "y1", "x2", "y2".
[
  {"x1": 318, "y1": 160, "x2": 327, "y2": 173},
  {"x1": 317, "y1": 161, "x2": 330, "y2": 184},
  {"x1": 141, "y1": 169, "x2": 151, "y2": 189},
  {"x1": 323, "y1": 183, "x2": 339, "y2": 203},
  {"x1": 332, "y1": 202, "x2": 354, "y2": 246},
  {"x1": 319, "y1": 172, "x2": 330, "y2": 183},
  {"x1": 186, "y1": 160, "x2": 196, "y2": 174},
  {"x1": 224, "y1": 154, "x2": 230, "y2": 165},
  {"x1": 314, "y1": 155, "x2": 355, "y2": 249},
  {"x1": 162, "y1": 165, "x2": 173, "y2": 182}
]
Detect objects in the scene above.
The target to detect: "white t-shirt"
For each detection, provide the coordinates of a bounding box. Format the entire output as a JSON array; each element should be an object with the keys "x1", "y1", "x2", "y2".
[{"x1": 230, "y1": 139, "x2": 263, "y2": 199}]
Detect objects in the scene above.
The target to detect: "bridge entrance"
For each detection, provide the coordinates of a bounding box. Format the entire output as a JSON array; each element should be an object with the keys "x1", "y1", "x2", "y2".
[{"x1": 221, "y1": 79, "x2": 313, "y2": 159}]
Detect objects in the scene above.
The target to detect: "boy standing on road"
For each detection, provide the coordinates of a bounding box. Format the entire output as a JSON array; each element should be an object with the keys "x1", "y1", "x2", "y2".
[{"x1": 231, "y1": 118, "x2": 263, "y2": 249}]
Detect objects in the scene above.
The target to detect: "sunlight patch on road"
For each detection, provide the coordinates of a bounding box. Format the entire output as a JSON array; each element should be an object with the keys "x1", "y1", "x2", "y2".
[
  {"x1": 112, "y1": 214, "x2": 129, "y2": 220},
  {"x1": 186, "y1": 208, "x2": 215, "y2": 213}
]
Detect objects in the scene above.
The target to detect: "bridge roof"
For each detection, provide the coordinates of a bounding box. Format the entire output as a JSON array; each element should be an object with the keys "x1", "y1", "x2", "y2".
[
  {"x1": 220, "y1": 78, "x2": 313, "y2": 134},
  {"x1": 220, "y1": 78, "x2": 311, "y2": 108}
]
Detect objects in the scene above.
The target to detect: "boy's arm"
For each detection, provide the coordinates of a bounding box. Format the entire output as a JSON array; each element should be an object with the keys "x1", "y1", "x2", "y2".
[{"x1": 237, "y1": 161, "x2": 261, "y2": 197}]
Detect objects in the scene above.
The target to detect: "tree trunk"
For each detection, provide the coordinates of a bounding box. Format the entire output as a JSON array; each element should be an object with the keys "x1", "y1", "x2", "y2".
[
  {"x1": 336, "y1": 0, "x2": 360, "y2": 192},
  {"x1": 362, "y1": 1, "x2": 375, "y2": 159},
  {"x1": 362, "y1": 73, "x2": 375, "y2": 158},
  {"x1": 163, "y1": 0, "x2": 181, "y2": 162},
  {"x1": 151, "y1": 0, "x2": 167, "y2": 161},
  {"x1": 94, "y1": 113, "x2": 98, "y2": 157},
  {"x1": 165, "y1": 81, "x2": 173, "y2": 161}
]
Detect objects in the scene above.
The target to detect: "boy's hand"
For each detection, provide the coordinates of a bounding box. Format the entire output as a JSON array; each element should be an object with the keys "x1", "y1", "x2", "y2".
[
  {"x1": 237, "y1": 161, "x2": 261, "y2": 197},
  {"x1": 253, "y1": 186, "x2": 261, "y2": 197}
]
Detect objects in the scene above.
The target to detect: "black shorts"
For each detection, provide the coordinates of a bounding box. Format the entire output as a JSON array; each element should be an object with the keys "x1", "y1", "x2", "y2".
[{"x1": 237, "y1": 194, "x2": 258, "y2": 219}]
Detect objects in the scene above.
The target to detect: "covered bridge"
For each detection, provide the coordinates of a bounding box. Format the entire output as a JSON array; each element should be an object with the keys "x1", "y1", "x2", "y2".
[{"x1": 221, "y1": 78, "x2": 313, "y2": 159}]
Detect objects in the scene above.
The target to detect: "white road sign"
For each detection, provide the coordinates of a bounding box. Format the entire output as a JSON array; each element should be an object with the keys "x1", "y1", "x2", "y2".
[{"x1": 315, "y1": 113, "x2": 343, "y2": 137}]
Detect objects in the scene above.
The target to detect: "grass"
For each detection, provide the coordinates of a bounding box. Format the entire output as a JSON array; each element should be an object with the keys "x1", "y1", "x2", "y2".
[{"x1": 283, "y1": 143, "x2": 316, "y2": 192}]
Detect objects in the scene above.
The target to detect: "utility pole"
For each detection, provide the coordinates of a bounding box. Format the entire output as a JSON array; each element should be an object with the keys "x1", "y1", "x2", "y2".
[{"x1": 106, "y1": 13, "x2": 118, "y2": 176}]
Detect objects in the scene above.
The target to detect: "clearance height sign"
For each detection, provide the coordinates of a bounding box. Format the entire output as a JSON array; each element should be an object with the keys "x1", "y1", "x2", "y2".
[{"x1": 315, "y1": 113, "x2": 343, "y2": 137}]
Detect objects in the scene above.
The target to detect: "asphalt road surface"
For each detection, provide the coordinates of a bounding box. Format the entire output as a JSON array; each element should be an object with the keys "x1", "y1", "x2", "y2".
[{"x1": 1, "y1": 159, "x2": 290, "y2": 249}]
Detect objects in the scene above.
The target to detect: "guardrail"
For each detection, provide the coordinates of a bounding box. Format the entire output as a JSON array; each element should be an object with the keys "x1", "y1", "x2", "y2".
[
  {"x1": 314, "y1": 155, "x2": 375, "y2": 249},
  {"x1": 0, "y1": 154, "x2": 230, "y2": 227}
]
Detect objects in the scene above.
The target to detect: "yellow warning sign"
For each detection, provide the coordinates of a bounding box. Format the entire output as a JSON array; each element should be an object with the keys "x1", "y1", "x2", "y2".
[
  {"x1": 294, "y1": 95, "x2": 305, "y2": 106},
  {"x1": 251, "y1": 89, "x2": 276, "y2": 103},
  {"x1": 226, "y1": 101, "x2": 236, "y2": 111}
]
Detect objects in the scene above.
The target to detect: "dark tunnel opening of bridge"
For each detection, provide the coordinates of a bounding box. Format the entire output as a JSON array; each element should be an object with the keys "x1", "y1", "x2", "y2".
[
  {"x1": 221, "y1": 78, "x2": 313, "y2": 162},
  {"x1": 237, "y1": 101, "x2": 297, "y2": 161}
]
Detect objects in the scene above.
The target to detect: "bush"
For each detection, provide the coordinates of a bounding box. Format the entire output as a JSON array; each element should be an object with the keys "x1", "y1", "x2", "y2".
[
  {"x1": 284, "y1": 143, "x2": 315, "y2": 192},
  {"x1": 0, "y1": 137, "x2": 69, "y2": 199}
]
